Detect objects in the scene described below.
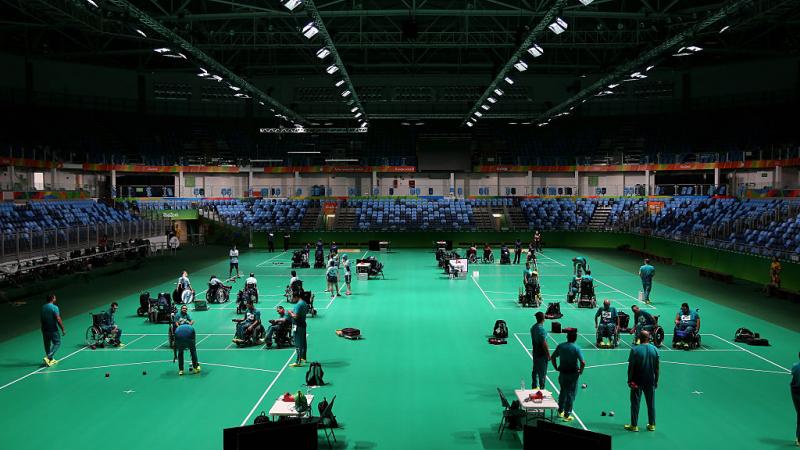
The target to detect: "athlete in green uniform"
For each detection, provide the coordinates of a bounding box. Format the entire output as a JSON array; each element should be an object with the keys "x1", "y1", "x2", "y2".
[
  {"x1": 551, "y1": 331, "x2": 586, "y2": 422},
  {"x1": 530, "y1": 312, "x2": 551, "y2": 389},
  {"x1": 625, "y1": 330, "x2": 659, "y2": 432},
  {"x1": 638, "y1": 259, "x2": 655, "y2": 304}
]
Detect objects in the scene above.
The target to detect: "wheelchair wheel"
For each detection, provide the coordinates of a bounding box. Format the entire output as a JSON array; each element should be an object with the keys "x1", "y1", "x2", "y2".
[
  {"x1": 136, "y1": 306, "x2": 147, "y2": 317},
  {"x1": 85, "y1": 326, "x2": 101, "y2": 346},
  {"x1": 168, "y1": 325, "x2": 176, "y2": 349},
  {"x1": 652, "y1": 326, "x2": 665, "y2": 347}
]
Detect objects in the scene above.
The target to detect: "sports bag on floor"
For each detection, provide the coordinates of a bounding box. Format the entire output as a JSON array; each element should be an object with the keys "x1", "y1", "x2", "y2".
[
  {"x1": 493, "y1": 320, "x2": 508, "y2": 339},
  {"x1": 305, "y1": 362, "x2": 325, "y2": 386}
]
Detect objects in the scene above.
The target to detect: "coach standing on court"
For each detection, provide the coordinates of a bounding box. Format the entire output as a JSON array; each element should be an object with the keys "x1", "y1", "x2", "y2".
[
  {"x1": 638, "y1": 259, "x2": 655, "y2": 304},
  {"x1": 40, "y1": 294, "x2": 65, "y2": 367},
  {"x1": 625, "y1": 330, "x2": 659, "y2": 432},
  {"x1": 229, "y1": 245, "x2": 240, "y2": 278},
  {"x1": 289, "y1": 294, "x2": 309, "y2": 367},
  {"x1": 530, "y1": 312, "x2": 551, "y2": 390}
]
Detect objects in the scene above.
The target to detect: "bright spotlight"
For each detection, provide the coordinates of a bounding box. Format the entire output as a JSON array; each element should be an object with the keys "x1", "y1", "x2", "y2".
[{"x1": 548, "y1": 17, "x2": 568, "y2": 35}]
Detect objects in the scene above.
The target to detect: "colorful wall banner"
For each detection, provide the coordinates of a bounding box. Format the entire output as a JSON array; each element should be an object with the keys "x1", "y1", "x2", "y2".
[
  {"x1": 81, "y1": 164, "x2": 240, "y2": 173},
  {"x1": 264, "y1": 165, "x2": 416, "y2": 174},
  {"x1": 11, "y1": 191, "x2": 90, "y2": 200},
  {"x1": 0, "y1": 157, "x2": 63, "y2": 170},
  {"x1": 159, "y1": 209, "x2": 199, "y2": 220},
  {"x1": 474, "y1": 158, "x2": 800, "y2": 173}
]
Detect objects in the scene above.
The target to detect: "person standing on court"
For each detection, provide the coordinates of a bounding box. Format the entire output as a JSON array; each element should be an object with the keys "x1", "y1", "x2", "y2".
[
  {"x1": 41, "y1": 294, "x2": 65, "y2": 367},
  {"x1": 625, "y1": 330, "x2": 659, "y2": 432},
  {"x1": 530, "y1": 312, "x2": 551, "y2": 390},
  {"x1": 638, "y1": 259, "x2": 655, "y2": 304},
  {"x1": 513, "y1": 239, "x2": 522, "y2": 264},
  {"x1": 268, "y1": 233, "x2": 275, "y2": 253},
  {"x1": 791, "y1": 352, "x2": 800, "y2": 447},
  {"x1": 289, "y1": 293, "x2": 309, "y2": 367},
  {"x1": 229, "y1": 245, "x2": 240, "y2": 278},
  {"x1": 283, "y1": 232, "x2": 291, "y2": 252},
  {"x1": 551, "y1": 330, "x2": 586, "y2": 422},
  {"x1": 174, "y1": 322, "x2": 201, "y2": 376}
]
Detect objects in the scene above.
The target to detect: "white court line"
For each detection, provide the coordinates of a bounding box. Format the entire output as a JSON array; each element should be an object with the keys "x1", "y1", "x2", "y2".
[
  {"x1": 579, "y1": 334, "x2": 600, "y2": 350},
  {"x1": 473, "y1": 274, "x2": 571, "y2": 278},
  {"x1": 36, "y1": 360, "x2": 172, "y2": 374},
  {"x1": 661, "y1": 360, "x2": 790, "y2": 375},
  {"x1": 256, "y1": 251, "x2": 288, "y2": 268},
  {"x1": 536, "y1": 252, "x2": 566, "y2": 267},
  {"x1": 0, "y1": 345, "x2": 88, "y2": 391},
  {"x1": 202, "y1": 363, "x2": 279, "y2": 373},
  {"x1": 483, "y1": 290, "x2": 517, "y2": 295},
  {"x1": 593, "y1": 278, "x2": 656, "y2": 310},
  {"x1": 195, "y1": 335, "x2": 212, "y2": 346},
  {"x1": 240, "y1": 351, "x2": 297, "y2": 426},
  {"x1": 709, "y1": 334, "x2": 791, "y2": 373},
  {"x1": 123, "y1": 335, "x2": 148, "y2": 347},
  {"x1": 585, "y1": 362, "x2": 629, "y2": 370},
  {"x1": 513, "y1": 334, "x2": 588, "y2": 431},
  {"x1": 153, "y1": 340, "x2": 168, "y2": 350},
  {"x1": 91, "y1": 348, "x2": 290, "y2": 352},
  {"x1": 471, "y1": 276, "x2": 497, "y2": 309}
]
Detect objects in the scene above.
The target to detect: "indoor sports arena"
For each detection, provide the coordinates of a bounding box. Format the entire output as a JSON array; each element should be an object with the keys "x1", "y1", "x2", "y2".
[{"x1": 1, "y1": 1, "x2": 799, "y2": 449}]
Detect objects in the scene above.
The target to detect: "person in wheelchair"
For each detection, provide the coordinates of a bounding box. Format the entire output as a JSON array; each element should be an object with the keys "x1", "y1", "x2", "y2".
[
  {"x1": 673, "y1": 302, "x2": 701, "y2": 349},
  {"x1": 330, "y1": 241, "x2": 338, "y2": 257},
  {"x1": 466, "y1": 244, "x2": 478, "y2": 264},
  {"x1": 631, "y1": 305, "x2": 663, "y2": 346},
  {"x1": 232, "y1": 300, "x2": 263, "y2": 345},
  {"x1": 174, "y1": 304, "x2": 194, "y2": 327},
  {"x1": 101, "y1": 302, "x2": 123, "y2": 347},
  {"x1": 577, "y1": 275, "x2": 596, "y2": 308},
  {"x1": 594, "y1": 300, "x2": 619, "y2": 348},
  {"x1": 207, "y1": 275, "x2": 231, "y2": 303},
  {"x1": 245, "y1": 272, "x2": 258, "y2": 296},
  {"x1": 176, "y1": 270, "x2": 193, "y2": 298},
  {"x1": 314, "y1": 248, "x2": 326, "y2": 269},
  {"x1": 572, "y1": 256, "x2": 589, "y2": 275},
  {"x1": 265, "y1": 305, "x2": 293, "y2": 348},
  {"x1": 567, "y1": 275, "x2": 581, "y2": 303},
  {"x1": 482, "y1": 243, "x2": 494, "y2": 264},
  {"x1": 520, "y1": 263, "x2": 542, "y2": 307},
  {"x1": 500, "y1": 245, "x2": 511, "y2": 265},
  {"x1": 286, "y1": 270, "x2": 304, "y2": 303}
]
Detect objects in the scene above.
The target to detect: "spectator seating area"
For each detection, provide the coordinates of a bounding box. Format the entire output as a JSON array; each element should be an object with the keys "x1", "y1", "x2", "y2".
[
  {"x1": 202, "y1": 199, "x2": 311, "y2": 232},
  {"x1": 348, "y1": 198, "x2": 475, "y2": 231},
  {"x1": 0, "y1": 201, "x2": 138, "y2": 236},
  {"x1": 520, "y1": 198, "x2": 595, "y2": 230}
]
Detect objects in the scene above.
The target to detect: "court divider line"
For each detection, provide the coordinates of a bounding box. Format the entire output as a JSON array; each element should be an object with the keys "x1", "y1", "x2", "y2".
[
  {"x1": 708, "y1": 333, "x2": 791, "y2": 373},
  {"x1": 35, "y1": 359, "x2": 172, "y2": 374},
  {"x1": 592, "y1": 278, "x2": 656, "y2": 310},
  {"x1": 256, "y1": 251, "x2": 288, "y2": 268},
  {"x1": 470, "y1": 275, "x2": 497, "y2": 309},
  {"x1": 0, "y1": 345, "x2": 88, "y2": 391},
  {"x1": 202, "y1": 362, "x2": 279, "y2": 373},
  {"x1": 240, "y1": 351, "x2": 297, "y2": 426},
  {"x1": 660, "y1": 360, "x2": 790, "y2": 375},
  {"x1": 536, "y1": 252, "x2": 566, "y2": 267},
  {"x1": 124, "y1": 335, "x2": 148, "y2": 347},
  {"x1": 513, "y1": 334, "x2": 588, "y2": 431}
]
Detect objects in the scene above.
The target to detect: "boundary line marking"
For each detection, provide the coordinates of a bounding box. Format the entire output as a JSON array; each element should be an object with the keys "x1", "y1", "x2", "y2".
[
  {"x1": 471, "y1": 275, "x2": 497, "y2": 309},
  {"x1": 709, "y1": 333, "x2": 791, "y2": 373},
  {"x1": 661, "y1": 361, "x2": 790, "y2": 375},
  {"x1": 240, "y1": 351, "x2": 297, "y2": 426},
  {"x1": 202, "y1": 363, "x2": 279, "y2": 374},
  {"x1": 35, "y1": 360, "x2": 171, "y2": 374},
  {"x1": 0, "y1": 345, "x2": 88, "y2": 391},
  {"x1": 256, "y1": 251, "x2": 288, "y2": 268},
  {"x1": 513, "y1": 334, "x2": 588, "y2": 431}
]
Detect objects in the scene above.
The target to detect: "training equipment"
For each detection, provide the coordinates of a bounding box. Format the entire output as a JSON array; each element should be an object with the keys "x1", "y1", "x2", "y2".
[
  {"x1": 609, "y1": 411, "x2": 615, "y2": 417},
  {"x1": 105, "y1": 373, "x2": 110, "y2": 377},
  {"x1": 488, "y1": 337, "x2": 507, "y2": 345},
  {"x1": 305, "y1": 362, "x2": 325, "y2": 386},
  {"x1": 336, "y1": 328, "x2": 361, "y2": 340},
  {"x1": 142, "y1": 371, "x2": 147, "y2": 375},
  {"x1": 582, "y1": 384, "x2": 587, "y2": 389},
  {"x1": 493, "y1": 320, "x2": 508, "y2": 339},
  {"x1": 601, "y1": 411, "x2": 606, "y2": 416}
]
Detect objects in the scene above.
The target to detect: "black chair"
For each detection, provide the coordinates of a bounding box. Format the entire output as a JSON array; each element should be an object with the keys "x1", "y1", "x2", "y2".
[
  {"x1": 497, "y1": 388, "x2": 525, "y2": 440},
  {"x1": 307, "y1": 395, "x2": 337, "y2": 448}
]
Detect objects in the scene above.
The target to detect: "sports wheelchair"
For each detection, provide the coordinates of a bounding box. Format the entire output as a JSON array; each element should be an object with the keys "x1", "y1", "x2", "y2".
[
  {"x1": 595, "y1": 316, "x2": 619, "y2": 348},
  {"x1": 482, "y1": 250, "x2": 494, "y2": 264},
  {"x1": 292, "y1": 250, "x2": 310, "y2": 269},
  {"x1": 265, "y1": 320, "x2": 294, "y2": 349},
  {"x1": 85, "y1": 312, "x2": 119, "y2": 347},
  {"x1": 236, "y1": 286, "x2": 259, "y2": 314},
  {"x1": 172, "y1": 288, "x2": 194, "y2": 305},
  {"x1": 672, "y1": 326, "x2": 701, "y2": 349},
  {"x1": 142, "y1": 292, "x2": 176, "y2": 323},
  {"x1": 631, "y1": 315, "x2": 664, "y2": 347},
  {"x1": 358, "y1": 256, "x2": 385, "y2": 279},
  {"x1": 518, "y1": 282, "x2": 542, "y2": 308},
  {"x1": 285, "y1": 279, "x2": 304, "y2": 303},
  {"x1": 313, "y1": 250, "x2": 326, "y2": 269},
  {"x1": 232, "y1": 318, "x2": 266, "y2": 348},
  {"x1": 499, "y1": 247, "x2": 511, "y2": 265},
  {"x1": 567, "y1": 278, "x2": 596, "y2": 308},
  {"x1": 207, "y1": 283, "x2": 231, "y2": 304}
]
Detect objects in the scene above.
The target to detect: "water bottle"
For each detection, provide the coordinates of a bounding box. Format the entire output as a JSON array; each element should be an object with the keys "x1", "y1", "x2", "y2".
[{"x1": 521, "y1": 379, "x2": 525, "y2": 391}]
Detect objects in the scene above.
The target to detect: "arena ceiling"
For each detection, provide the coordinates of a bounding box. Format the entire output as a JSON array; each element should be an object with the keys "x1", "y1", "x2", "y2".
[{"x1": 1, "y1": 0, "x2": 799, "y2": 123}]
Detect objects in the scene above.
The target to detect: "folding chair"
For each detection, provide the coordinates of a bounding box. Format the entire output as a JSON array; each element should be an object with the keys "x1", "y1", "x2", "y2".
[
  {"x1": 308, "y1": 395, "x2": 337, "y2": 449},
  {"x1": 497, "y1": 388, "x2": 525, "y2": 440}
]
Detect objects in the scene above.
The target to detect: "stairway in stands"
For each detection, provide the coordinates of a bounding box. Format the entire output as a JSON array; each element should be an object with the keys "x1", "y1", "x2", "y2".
[
  {"x1": 473, "y1": 207, "x2": 495, "y2": 231},
  {"x1": 588, "y1": 205, "x2": 612, "y2": 230},
  {"x1": 300, "y1": 206, "x2": 321, "y2": 231},
  {"x1": 334, "y1": 207, "x2": 357, "y2": 231},
  {"x1": 505, "y1": 205, "x2": 529, "y2": 230}
]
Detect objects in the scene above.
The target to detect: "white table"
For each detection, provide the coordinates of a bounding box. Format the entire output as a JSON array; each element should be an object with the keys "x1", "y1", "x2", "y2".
[
  {"x1": 448, "y1": 260, "x2": 468, "y2": 279},
  {"x1": 268, "y1": 394, "x2": 314, "y2": 419},
  {"x1": 356, "y1": 263, "x2": 371, "y2": 281},
  {"x1": 514, "y1": 389, "x2": 558, "y2": 423}
]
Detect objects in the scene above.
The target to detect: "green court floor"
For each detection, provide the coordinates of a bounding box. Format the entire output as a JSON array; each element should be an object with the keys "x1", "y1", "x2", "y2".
[{"x1": 1, "y1": 246, "x2": 798, "y2": 450}]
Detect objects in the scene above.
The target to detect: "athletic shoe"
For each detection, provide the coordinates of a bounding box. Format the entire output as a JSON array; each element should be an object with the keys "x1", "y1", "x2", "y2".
[
  {"x1": 289, "y1": 362, "x2": 304, "y2": 368},
  {"x1": 190, "y1": 366, "x2": 201, "y2": 374},
  {"x1": 178, "y1": 370, "x2": 184, "y2": 376},
  {"x1": 116, "y1": 343, "x2": 126, "y2": 348},
  {"x1": 43, "y1": 357, "x2": 51, "y2": 367},
  {"x1": 624, "y1": 425, "x2": 639, "y2": 432},
  {"x1": 646, "y1": 424, "x2": 655, "y2": 432},
  {"x1": 795, "y1": 438, "x2": 799, "y2": 447},
  {"x1": 232, "y1": 338, "x2": 242, "y2": 343},
  {"x1": 49, "y1": 359, "x2": 59, "y2": 366},
  {"x1": 558, "y1": 411, "x2": 565, "y2": 418},
  {"x1": 265, "y1": 339, "x2": 273, "y2": 348},
  {"x1": 562, "y1": 416, "x2": 574, "y2": 422}
]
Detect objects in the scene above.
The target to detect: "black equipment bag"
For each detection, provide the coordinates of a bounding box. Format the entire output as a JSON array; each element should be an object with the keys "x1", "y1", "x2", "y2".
[
  {"x1": 493, "y1": 320, "x2": 509, "y2": 339},
  {"x1": 544, "y1": 302, "x2": 563, "y2": 319},
  {"x1": 551, "y1": 322, "x2": 562, "y2": 334},
  {"x1": 618, "y1": 311, "x2": 631, "y2": 332},
  {"x1": 341, "y1": 327, "x2": 361, "y2": 339},
  {"x1": 253, "y1": 411, "x2": 270, "y2": 424},
  {"x1": 305, "y1": 362, "x2": 325, "y2": 386},
  {"x1": 734, "y1": 327, "x2": 755, "y2": 343}
]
